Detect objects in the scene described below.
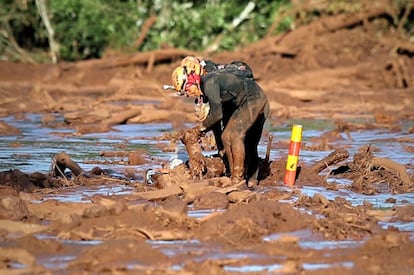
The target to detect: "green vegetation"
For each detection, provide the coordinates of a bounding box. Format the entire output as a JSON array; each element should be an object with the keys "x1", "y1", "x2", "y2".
[
  {"x1": 0, "y1": 0, "x2": 291, "y2": 62},
  {"x1": 0, "y1": 0, "x2": 412, "y2": 62}
]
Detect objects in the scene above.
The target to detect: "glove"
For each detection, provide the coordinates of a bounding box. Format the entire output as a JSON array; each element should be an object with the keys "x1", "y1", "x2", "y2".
[{"x1": 194, "y1": 102, "x2": 210, "y2": 122}]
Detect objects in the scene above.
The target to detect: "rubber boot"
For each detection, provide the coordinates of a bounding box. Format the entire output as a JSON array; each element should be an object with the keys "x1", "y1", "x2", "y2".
[
  {"x1": 231, "y1": 165, "x2": 245, "y2": 185},
  {"x1": 231, "y1": 150, "x2": 245, "y2": 185},
  {"x1": 247, "y1": 167, "x2": 259, "y2": 188}
]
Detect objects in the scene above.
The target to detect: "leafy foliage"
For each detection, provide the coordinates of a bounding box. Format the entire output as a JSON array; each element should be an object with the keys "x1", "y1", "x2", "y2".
[
  {"x1": 1, "y1": 0, "x2": 294, "y2": 61},
  {"x1": 1, "y1": 0, "x2": 413, "y2": 62},
  {"x1": 49, "y1": 0, "x2": 139, "y2": 60}
]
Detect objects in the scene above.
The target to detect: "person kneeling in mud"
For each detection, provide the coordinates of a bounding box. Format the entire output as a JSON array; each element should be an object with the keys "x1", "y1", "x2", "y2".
[{"x1": 170, "y1": 58, "x2": 269, "y2": 187}]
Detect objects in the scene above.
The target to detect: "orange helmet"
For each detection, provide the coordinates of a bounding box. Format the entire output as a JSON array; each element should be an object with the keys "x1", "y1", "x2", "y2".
[
  {"x1": 180, "y1": 56, "x2": 200, "y2": 66},
  {"x1": 181, "y1": 56, "x2": 205, "y2": 76},
  {"x1": 171, "y1": 65, "x2": 202, "y2": 96},
  {"x1": 171, "y1": 66, "x2": 188, "y2": 92}
]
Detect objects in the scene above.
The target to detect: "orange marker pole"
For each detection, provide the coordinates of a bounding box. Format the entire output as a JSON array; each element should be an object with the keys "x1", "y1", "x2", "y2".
[{"x1": 284, "y1": 124, "x2": 303, "y2": 186}]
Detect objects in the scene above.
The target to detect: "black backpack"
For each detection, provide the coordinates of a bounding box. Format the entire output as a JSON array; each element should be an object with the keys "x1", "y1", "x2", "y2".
[{"x1": 203, "y1": 60, "x2": 254, "y2": 79}]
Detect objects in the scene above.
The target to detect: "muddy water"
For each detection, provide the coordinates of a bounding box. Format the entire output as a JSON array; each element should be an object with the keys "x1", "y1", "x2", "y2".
[
  {"x1": 1, "y1": 114, "x2": 414, "y2": 272},
  {"x1": 0, "y1": 114, "x2": 175, "y2": 174},
  {"x1": 2, "y1": 114, "x2": 412, "y2": 177}
]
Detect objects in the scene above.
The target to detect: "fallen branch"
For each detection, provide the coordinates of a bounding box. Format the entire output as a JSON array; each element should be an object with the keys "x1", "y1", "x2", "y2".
[
  {"x1": 53, "y1": 152, "x2": 84, "y2": 177},
  {"x1": 311, "y1": 149, "x2": 350, "y2": 174},
  {"x1": 73, "y1": 48, "x2": 199, "y2": 70},
  {"x1": 320, "y1": 6, "x2": 396, "y2": 33},
  {"x1": 381, "y1": 37, "x2": 414, "y2": 55},
  {"x1": 370, "y1": 157, "x2": 412, "y2": 186},
  {"x1": 268, "y1": 4, "x2": 397, "y2": 56}
]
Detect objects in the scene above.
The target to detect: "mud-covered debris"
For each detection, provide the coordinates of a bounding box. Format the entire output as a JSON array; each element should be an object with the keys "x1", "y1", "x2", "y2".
[
  {"x1": 53, "y1": 152, "x2": 84, "y2": 177},
  {"x1": 310, "y1": 148, "x2": 349, "y2": 173},
  {"x1": 331, "y1": 145, "x2": 414, "y2": 194},
  {"x1": 178, "y1": 127, "x2": 225, "y2": 179},
  {"x1": 0, "y1": 169, "x2": 36, "y2": 192}
]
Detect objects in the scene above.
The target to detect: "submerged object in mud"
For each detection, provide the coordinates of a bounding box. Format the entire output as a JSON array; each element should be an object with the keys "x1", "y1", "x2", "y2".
[
  {"x1": 311, "y1": 149, "x2": 350, "y2": 174},
  {"x1": 145, "y1": 169, "x2": 162, "y2": 185},
  {"x1": 53, "y1": 152, "x2": 83, "y2": 177},
  {"x1": 0, "y1": 169, "x2": 36, "y2": 192},
  {"x1": 178, "y1": 126, "x2": 226, "y2": 179}
]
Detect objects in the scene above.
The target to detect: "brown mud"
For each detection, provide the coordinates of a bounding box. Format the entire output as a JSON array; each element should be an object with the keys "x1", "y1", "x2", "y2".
[{"x1": 1, "y1": 1, "x2": 414, "y2": 274}]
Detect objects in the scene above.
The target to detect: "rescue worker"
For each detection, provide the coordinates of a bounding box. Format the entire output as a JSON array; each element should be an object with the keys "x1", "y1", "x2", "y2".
[{"x1": 171, "y1": 58, "x2": 269, "y2": 187}]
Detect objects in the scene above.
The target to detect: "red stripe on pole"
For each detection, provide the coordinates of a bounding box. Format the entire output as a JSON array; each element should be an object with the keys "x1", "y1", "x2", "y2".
[
  {"x1": 284, "y1": 170, "x2": 296, "y2": 186},
  {"x1": 288, "y1": 141, "x2": 301, "y2": 157}
]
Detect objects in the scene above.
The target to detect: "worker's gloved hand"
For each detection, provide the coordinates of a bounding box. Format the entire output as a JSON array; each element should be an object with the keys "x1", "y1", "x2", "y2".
[{"x1": 194, "y1": 101, "x2": 210, "y2": 122}]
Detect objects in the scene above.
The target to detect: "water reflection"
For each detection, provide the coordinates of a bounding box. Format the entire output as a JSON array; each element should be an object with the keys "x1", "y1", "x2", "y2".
[
  {"x1": 1, "y1": 115, "x2": 413, "y2": 174},
  {"x1": 31, "y1": 185, "x2": 134, "y2": 203},
  {"x1": 298, "y1": 186, "x2": 414, "y2": 209},
  {"x1": 1, "y1": 114, "x2": 414, "y2": 273}
]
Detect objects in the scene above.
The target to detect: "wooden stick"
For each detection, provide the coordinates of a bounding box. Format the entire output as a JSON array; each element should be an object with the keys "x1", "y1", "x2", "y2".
[
  {"x1": 310, "y1": 149, "x2": 350, "y2": 174},
  {"x1": 265, "y1": 134, "x2": 273, "y2": 165}
]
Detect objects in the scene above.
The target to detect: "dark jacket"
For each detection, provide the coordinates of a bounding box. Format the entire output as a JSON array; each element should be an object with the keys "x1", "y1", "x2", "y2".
[{"x1": 200, "y1": 72, "x2": 268, "y2": 130}]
